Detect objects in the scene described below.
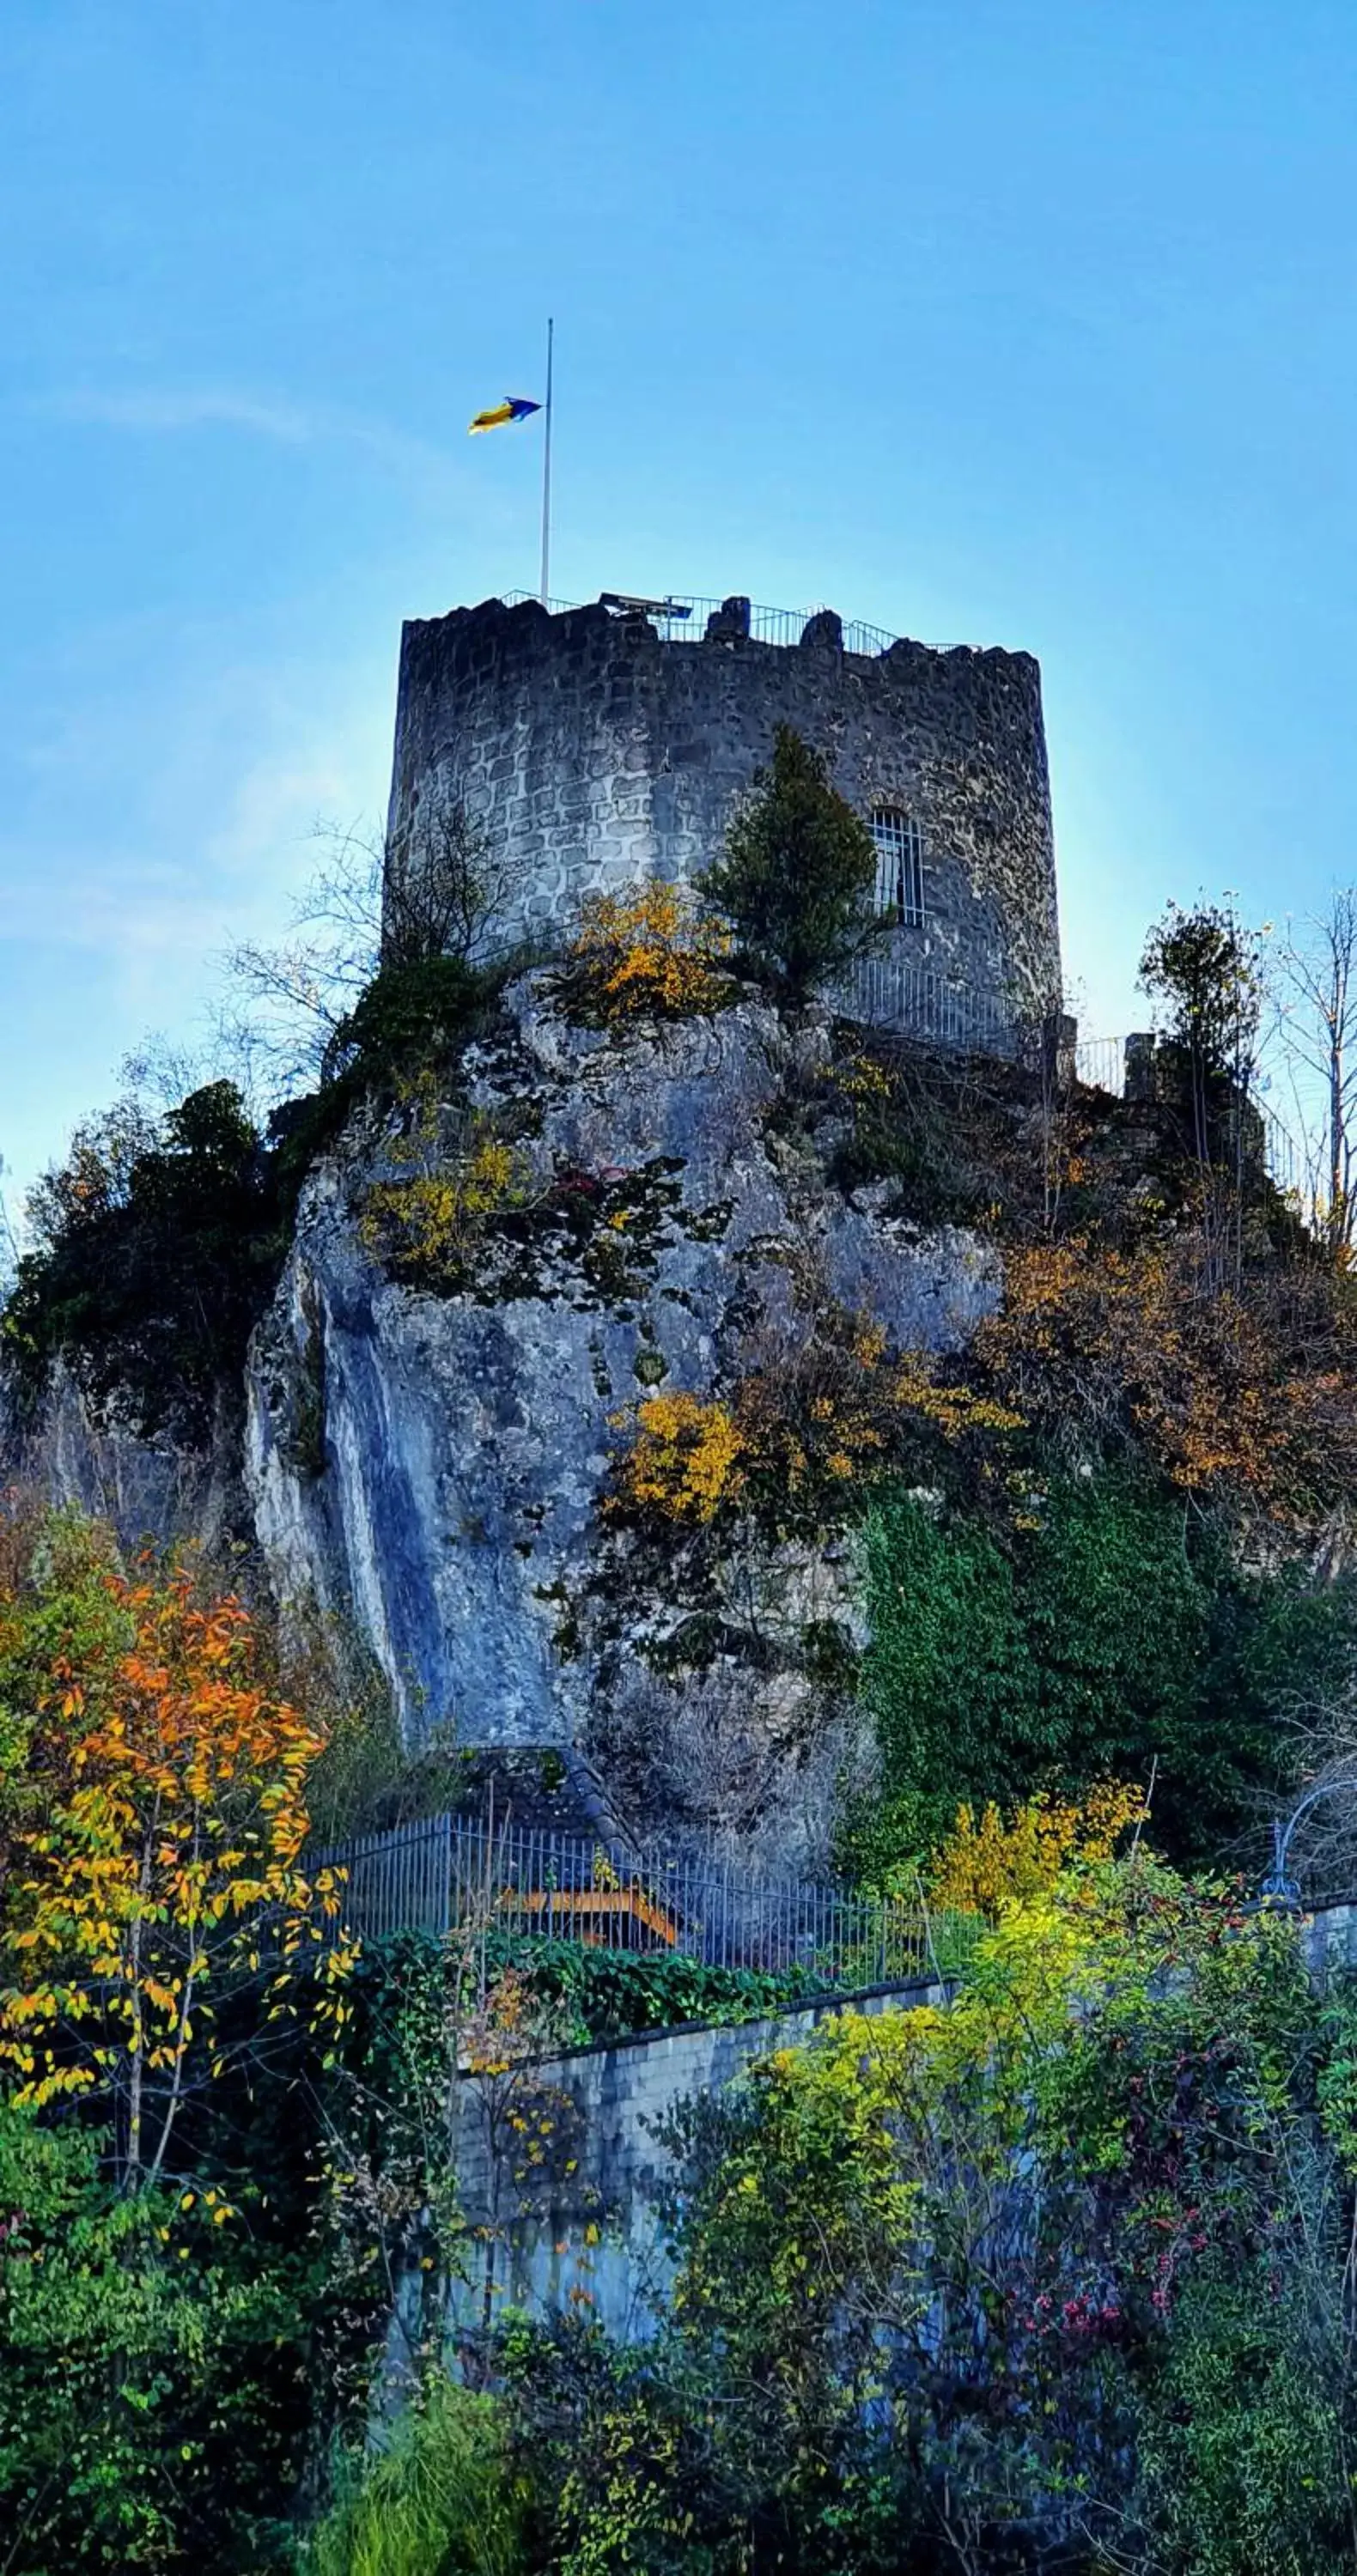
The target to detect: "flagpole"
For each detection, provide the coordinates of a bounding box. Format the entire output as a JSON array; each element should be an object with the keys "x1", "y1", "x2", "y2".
[{"x1": 539, "y1": 315, "x2": 554, "y2": 608}]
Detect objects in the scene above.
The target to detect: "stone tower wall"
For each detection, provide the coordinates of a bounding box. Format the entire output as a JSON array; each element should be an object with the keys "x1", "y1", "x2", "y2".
[{"x1": 385, "y1": 595, "x2": 1062, "y2": 1015}]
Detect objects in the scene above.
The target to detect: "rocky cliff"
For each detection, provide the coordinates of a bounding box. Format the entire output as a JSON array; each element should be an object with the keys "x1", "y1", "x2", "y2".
[
  {"x1": 1, "y1": 974, "x2": 1001, "y2": 1869},
  {"x1": 242, "y1": 975, "x2": 999, "y2": 1862}
]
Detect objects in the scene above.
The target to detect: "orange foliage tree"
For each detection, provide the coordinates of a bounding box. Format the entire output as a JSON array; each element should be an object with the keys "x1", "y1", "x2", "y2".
[
  {"x1": 0, "y1": 1557, "x2": 354, "y2": 2188},
  {"x1": 977, "y1": 1236, "x2": 1357, "y2": 1522}
]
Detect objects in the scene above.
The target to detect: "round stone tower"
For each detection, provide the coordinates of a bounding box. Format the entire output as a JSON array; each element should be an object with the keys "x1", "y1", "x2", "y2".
[{"x1": 384, "y1": 591, "x2": 1062, "y2": 1036}]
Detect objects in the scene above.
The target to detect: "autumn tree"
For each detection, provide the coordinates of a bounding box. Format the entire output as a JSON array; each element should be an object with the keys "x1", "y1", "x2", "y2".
[
  {"x1": 0, "y1": 1535, "x2": 353, "y2": 2189},
  {"x1": 977, "y1": 1232, "x2": 1357, "y2": 1523}
]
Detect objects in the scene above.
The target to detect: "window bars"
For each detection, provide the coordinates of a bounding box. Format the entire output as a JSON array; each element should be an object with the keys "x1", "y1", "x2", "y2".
[{"x1": 871, "y1": 808, "x2": 926, "y2": 927}]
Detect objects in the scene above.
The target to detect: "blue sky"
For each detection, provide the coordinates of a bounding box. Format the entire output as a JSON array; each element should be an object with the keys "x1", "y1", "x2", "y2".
[{"x1": 3, "y1": 0, "x2": 1356, "y2": 1225}]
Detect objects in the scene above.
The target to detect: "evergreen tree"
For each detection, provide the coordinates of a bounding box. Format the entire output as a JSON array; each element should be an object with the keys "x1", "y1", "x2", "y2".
[{"x1": 699, "y1": 723, "x2": 881, "y2": 999}]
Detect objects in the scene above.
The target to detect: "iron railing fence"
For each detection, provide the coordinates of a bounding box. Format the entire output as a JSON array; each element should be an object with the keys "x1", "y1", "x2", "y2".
[
  {"x1": 1072, "y1": 1035, "x2": 1124, "y2": 1096},
  {"x1": 835, "y1": 956, "x2": 1022, "y2": 1054},
  {"x1": 499, "y1": 590, "x2": 962, "y2": 657},
  {"x1": 1073, "y1": 1036, "x2": 1310, "y2": 1204},
  {"x1": 313, "y1": 1810, "x2": 983, "y2": 1990}
]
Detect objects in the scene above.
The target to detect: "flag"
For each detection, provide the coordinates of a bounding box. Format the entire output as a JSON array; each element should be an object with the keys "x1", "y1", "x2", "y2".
[{"x1": 468, "y1": 395, "x2": 542, "y2": 435}]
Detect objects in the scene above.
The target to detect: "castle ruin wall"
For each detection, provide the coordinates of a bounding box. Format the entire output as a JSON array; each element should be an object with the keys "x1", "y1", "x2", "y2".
[{"x1": 385, "y1": 596, "x2": 1062, "y2": 1019}]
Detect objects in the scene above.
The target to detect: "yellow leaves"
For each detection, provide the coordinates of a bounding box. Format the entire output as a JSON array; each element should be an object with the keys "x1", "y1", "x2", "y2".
[
  {"x1": 358, "y1": 1076, "x2": 535, "y2": 1281},
  {"x1": 889, "y1": 1357, "x2": 1025, "y2": 1444},
  {"x1": 608, "y1": 1391, "x2": 747, "y2": 1524},
  {"x1": 607, "y1": 1319, "x2": 1025, "y2": 1531},
  {"x1": 834, "y1": 1050, "x2": 894, "y2": 1106},
  {"x1": 928, "y1": 1783, "x2": 1146, "y2": 1922},
  {"x1": 569, "y1": 884, "x2": 732, "y2": 1023},
  {"x1": 0, "y1": 1555, "x2": 353, "y2": 2112}
]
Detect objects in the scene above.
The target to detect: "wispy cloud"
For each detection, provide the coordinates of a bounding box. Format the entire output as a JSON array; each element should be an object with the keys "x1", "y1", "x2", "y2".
[
  {"x1": 35, "y1": 384, "x2": 466, "y2": 489},
  {"x1": 44, "y1": 386, "x2": 317, "y2": 442}
]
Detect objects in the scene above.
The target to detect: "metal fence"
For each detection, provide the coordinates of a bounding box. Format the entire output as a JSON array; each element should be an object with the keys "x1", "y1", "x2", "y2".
[
  {"x1": 836, "y1": 956, "x2": 1020, "y2": 1053},
  {"x1": 1073, "y1": 1036, "x2": 1310, "y2": 1203},
  {"x1": 1072, "y1": 1035, "x2": 1124, "y2": 1096},
  {"x1": 315, "y1": 1810, "x2": 983, "y2": 1990},
  {"x1": 500, "y1": 589, "x2": 958, "y2": 657}
]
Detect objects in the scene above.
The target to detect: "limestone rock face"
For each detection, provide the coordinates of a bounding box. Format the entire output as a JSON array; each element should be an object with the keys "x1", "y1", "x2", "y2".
[
  {"x1": 245, "y1": 977, "x2": 1002, "y2": 1782},
  {"x1": 1, "y1": 1358, "x2": 243, "y2": 1558}
]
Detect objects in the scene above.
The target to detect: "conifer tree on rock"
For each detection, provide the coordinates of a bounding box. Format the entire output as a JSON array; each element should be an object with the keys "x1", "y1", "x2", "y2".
[{"x1": 699, "y1": 723, "x2": 882, "y2": 1001}]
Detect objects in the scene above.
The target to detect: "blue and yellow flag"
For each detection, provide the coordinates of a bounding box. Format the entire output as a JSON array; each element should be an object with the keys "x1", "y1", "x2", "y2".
[{"x1": 468, "y1": 395, "x2": 542, "y2": 434}]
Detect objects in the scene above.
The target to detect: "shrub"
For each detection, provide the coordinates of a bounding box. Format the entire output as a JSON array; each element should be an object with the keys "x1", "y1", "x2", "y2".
[
  {"x1": 0, "y1": 2099, "x2": 312, "y2": 2573},
  {"x1": 927, "y1": 1782, "x2": 1145, "y2": 1917},
  {"x1": 698, "y1": 723, "x2": 881, "y2": 1000},
  {"x1": 1134, "y1": 2271, "x2": 1352, "y2": 2576},
  {"x1": 269, "y1": 951, "x2": 520, "y2": 1202},
  {"x1": 606, "y1": 1390, "x2": 747, "y2": 1524},
  {"x1": 566, "y1": 884, "x2": 731, "y2": 1023},
  {"x1": 606, "y1": 1305, "x2": 1022, "y2": 1539},
  {"x1": 303, "y1": 2379, "x2": 528, "y2": 2576},
  {"x1": 321, "y1": 953, "x2": 488, "y2": 1090},
  {"x1": 359, "y1": 1075, "x2": 539, "y2": 1290},
  {"x1": 483, "y1": 1935, "x2": 814, "y2": 2043}
]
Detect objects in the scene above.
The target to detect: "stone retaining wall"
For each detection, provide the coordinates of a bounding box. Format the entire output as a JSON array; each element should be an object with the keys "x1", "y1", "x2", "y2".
[{"x1": 446, "y1": 1975, "x2": 946, "y2": 2345}]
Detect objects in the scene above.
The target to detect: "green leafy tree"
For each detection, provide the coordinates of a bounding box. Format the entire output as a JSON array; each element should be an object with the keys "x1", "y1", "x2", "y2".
[
  {"x1": 0, "y1": 2099, "x2": 313, "y2": 2572},
  {"x1": 1139, "y1": 899, "x2": 1269, "y2": 1291},
  {"x1": 699, "y1": 724, "x2": 881, "y2": 1000},
  {"x1": 1140, "y1": 896, "x2": 1266, "y2": 1088},
  {"x1": 3, "y1": 1080, "x2": 276, "y2": 1437},
  {"x1": 851, "y1": 1473, "x2": 1353, "y2": 1876}
]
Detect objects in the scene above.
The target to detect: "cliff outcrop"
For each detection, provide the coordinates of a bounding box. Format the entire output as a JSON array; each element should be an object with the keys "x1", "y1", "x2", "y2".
[{"x1": 244, "y1": 975, "x2": 1000, "y2": 1862}]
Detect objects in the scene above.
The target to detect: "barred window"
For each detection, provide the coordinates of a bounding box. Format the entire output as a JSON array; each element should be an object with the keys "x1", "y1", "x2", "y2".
[{"x1": 871, "y1": 808, "x2": 925, "y2": 927}]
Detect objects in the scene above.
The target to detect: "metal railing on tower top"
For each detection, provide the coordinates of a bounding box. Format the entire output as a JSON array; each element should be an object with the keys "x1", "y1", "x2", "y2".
[{"x1": 499, "y1": 589, "x2": 968, "y2": 655}]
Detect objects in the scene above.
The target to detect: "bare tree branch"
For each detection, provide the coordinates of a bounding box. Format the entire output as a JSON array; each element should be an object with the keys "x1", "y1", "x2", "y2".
[
  {"x1": 213, "y1": 793, "x2": 509, "y2": 1103},
  {"x1": 1273, "y1": 890, "x2": 1357, "y2": 1262}
]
